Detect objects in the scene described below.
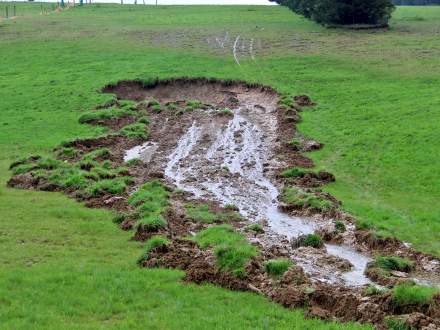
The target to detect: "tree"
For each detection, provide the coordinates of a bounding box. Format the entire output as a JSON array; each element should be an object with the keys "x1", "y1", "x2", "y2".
[{"x1": 271, "y1": 0, "x2": 395, "y2": 26}]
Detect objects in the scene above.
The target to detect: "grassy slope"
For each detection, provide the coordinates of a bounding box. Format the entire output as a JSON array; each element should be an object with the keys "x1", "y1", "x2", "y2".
[{"x1": 0, "y1": 3, "x2": 439, "y2": 328}]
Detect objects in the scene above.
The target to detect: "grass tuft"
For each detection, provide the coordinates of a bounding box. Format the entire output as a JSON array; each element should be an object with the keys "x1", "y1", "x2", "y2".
[
  {"x1": 137, "y1": 235, "x2": 170, "y2": 265},
  {"x1": 375, "y1": 256, "x2": 414, "y2": 272},
  {"x1": 281, "y1": 187, "x2": 333, "y2": 212},
  {"x1": 245, "y1": 223, "x2": 264, "y2": 234},
  {"x1": 120, "y1": 123, "x2": 148, "y2": 139},
  {"x1": 264, "y1": 258, "x2": 293, "y2": 278},
  {"x1": 193, "y1": 225, "x2": 258, "y2": 278},
  {"x1": 392, "y1": 283, "x2": 439, "y2": 307}
]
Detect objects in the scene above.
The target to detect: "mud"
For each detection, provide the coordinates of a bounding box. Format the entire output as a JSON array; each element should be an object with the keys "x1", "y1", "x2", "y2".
[{"x1": 8, "y1": 77, "x2": 440, "y2": 329}]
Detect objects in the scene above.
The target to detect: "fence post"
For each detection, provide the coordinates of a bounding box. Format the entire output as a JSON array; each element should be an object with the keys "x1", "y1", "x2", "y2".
[
  {"x1": 6, "y1": 6, "x2": 8, "y2": 19},
  {"x1": 13, "y1": 4, "x2": 16, "y2": 17}
]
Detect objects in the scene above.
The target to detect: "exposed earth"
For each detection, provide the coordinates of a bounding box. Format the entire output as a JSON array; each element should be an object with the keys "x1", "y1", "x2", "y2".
[{"x1": 8, "y1": 78, "x2": 440, "y2": 329}]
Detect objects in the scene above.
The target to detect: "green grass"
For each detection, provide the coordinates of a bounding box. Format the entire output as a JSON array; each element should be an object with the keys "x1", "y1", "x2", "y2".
[
  {"x1": 281, "y1": 167, "x2": 308, "y2": 178},
  {"x1": 1, "y1": 2, "x2": 440, "y2": 328},
  {"x1": 78, "y1": 107, "x2": 133, "y2": 124},
  {"x1": 300, "y1": 234, "x2": 324, "y2": 248},
  {"x1": 128, "y1": 180, "x2": 170, "y2": 230},
  {"x1": 193, "y1": 225, "x2": 258, "y2": 278},
  {"x1": 375, "y1": 256, "x2": 415, "y2": 272},
  {"x1": 245, "y1": 223, "x2": 265, "y2": 234},
  {"x1": 184, "y1": 203, "x2": 242, "y2": 223},
  {"x1": 137, "y1": 235, "x2": 170, "y2": 264},
  {"x1": 265, "y1": 258, "x2": 293, "y2": 278},
  {"x1": 392, "y1": 283, "x2": 439, "y2": 307},
  {"x1": 119, "y1": 123, "x2": 148, "y2": 139},
  {"x1": 281, "y1": 187, "x2": 333, "y2": 212}
]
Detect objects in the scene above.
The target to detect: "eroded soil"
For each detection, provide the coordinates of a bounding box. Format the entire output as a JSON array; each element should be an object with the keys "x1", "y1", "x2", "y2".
[{"x1": 8, "y1": 78, "x2": 440, "y2": 329}]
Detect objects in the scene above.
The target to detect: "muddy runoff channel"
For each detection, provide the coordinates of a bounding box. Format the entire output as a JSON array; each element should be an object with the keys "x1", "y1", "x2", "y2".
[
  {"x1": 9, "y1": 78, "x2": 440, "y2": 329},
  {"x1": 117, "y1": 79, "x2": 371, "y2": 286},
  {"x1": 161, "y1": 97, "x2": 372, "y2": 286},
  {"x1": 119, "y1": 80, "x2": 438, "y2": 289}
]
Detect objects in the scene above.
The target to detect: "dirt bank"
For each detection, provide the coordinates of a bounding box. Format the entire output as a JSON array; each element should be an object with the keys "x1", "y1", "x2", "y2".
[{"x1": 8, "y1": 78, "x2": 440, "y2": 329}]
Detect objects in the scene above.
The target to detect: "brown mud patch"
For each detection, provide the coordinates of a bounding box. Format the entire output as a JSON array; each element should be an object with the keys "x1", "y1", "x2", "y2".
[{"x1": 8, "y1": 77, "x2": 440, "y2": 329}]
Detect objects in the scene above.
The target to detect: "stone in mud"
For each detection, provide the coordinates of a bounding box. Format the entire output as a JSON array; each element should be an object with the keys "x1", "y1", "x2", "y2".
[
  {"x1": 403, "y1": 312, "x2": 437, "y2": 329},
  {"x1": 356, "y1": 302, "x2": 385, "y2": 324},
  {"x1": 306, "y1": 306, "x2": 332, "y2": 320},
  {"x1": 320, "y1": 255, "x2": 353, "y2": 272},
  {"x1": 7, "y1": 174, "x2": 38, "y2": 189},
  {"x1": 294, "y1": 95, "x2": 316, "y2": 107},
  {"x1": 272, "y1": 286, "x2": 308, "y2": 309},
  {"x1": 280, "y1": 265, "x2": 310, "y2": 286},
  {"x1": 303, "y1": 140, "x2": 323, "y2": 151}
]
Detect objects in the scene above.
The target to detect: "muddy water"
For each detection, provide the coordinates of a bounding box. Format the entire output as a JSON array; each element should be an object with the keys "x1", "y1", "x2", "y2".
[{"x1": 158, "y1": 103, "x2": 375, "y2": 287}]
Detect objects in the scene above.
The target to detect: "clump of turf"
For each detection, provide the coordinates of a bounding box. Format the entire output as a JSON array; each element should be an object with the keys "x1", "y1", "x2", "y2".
[
  {"x1": 363, "y1": 284, "x2": 385, "y2": 296},
  {"x1": 281, "y1": 187, "x2": 333, "y2": 213},
  {"x1": 291, "y1": 234, "x2": 324, "y2": 249},
  {"x1": 374, "y1": 256, "x2": 415, "y2": 272},
  {"x1": 185, "y1": 203, "x2": 242, "y2": 224},
  {"x1": 193, "y1": 224, "x2": 258, "y2": 278},
  {"x1": 218, "y1": 108, "x2": 233, "y2": 116},
  {"x1": 281, "y1": 168, "x2": 308, "y2": 178},
  {"x1": 78, "y1": 107, "x2": 133, "y2": 124},
  {"x1": 185, "y1": 100, "x2": 203, "y2": 111},
  {"x1": 392, "y1": 283, "x2": 438, "y2": 307},
  {"x1": 335, "y1": 220, "x2": 346, "y2": 233},
  {"x1": 245, "y1": 223, "x2": 264, "y2": 234},
  {"x1": 385, "y1": 317, "x2": 412, "y2": 330},
  {"x1": 120, "y1": 123, "x2": 148, "y2": 139},
  {"x1": 128, "y1": 181, "x2": 170, "y2": 231},
  {"x1": 264, "y1": 258, "x2": 293, "y2": 278},
  {"x1": 137, "y1": 235, "x2": 170, "y2": 265},
  {"x1": 279, "y1": 94, "x2": 295, "y2": 109},
  {"x1": 57, "y1": 147, "x2": 77, "y2": 158},
  {"x1": 87, "y1": 176, "x2": 133, "y2": 197}
]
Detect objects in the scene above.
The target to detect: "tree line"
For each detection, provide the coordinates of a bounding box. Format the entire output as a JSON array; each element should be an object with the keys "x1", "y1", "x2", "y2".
[
  {"x1": 271, "y1": 0, "x2": 396, "y2": 26},
  {"x1": 393, "y1": 0, "x2": 440, "y2": 4}
]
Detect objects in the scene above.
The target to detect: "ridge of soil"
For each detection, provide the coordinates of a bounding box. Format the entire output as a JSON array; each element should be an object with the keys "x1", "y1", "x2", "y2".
[{"x1": 8, "y1": 77, "x2": 440, "y2": 330}]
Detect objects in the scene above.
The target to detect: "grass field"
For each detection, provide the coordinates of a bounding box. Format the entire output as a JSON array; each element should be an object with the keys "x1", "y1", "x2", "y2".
[{"x1": 0, "y1": 3, "x2": 439, "y2": 328}]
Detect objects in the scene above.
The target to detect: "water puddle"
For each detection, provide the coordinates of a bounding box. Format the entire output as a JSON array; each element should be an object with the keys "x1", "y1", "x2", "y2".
[{"x1": 124, "y1": 141, "x2": 159, "y2": 163}]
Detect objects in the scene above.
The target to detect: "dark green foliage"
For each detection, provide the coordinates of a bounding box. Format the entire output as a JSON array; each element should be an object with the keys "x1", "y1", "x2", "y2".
[
  {"x1": 272, "y1": 0, "x2": 395, "y2": 26},
  {"x1": 281, "y1": 187, "x2": 333, "y2": 212},
  {"x1": 193, "y1": 225, "x2": 258, "y2": 278},
  {"x1": 137, "y1": 117, "x2": 150, "y2": 125},
  {"x1": 264, "y1": 258, "x2": 293, "y2": 278},
  {"x1": 137, "y1": 235, "x2": 170, "y2": 265},
  {"x1": 392, "y1": 283, "x2": 438, "y2": 307},
  {"x1": 113, "y1": 213, "x2": 128, "y2": 225},
  {"x1": 302, "y1": 234, "x2": 324, "y2": 248},
  {"x1": 375, "y1": 256, "x2": 414, "y2": 272},
  {"x1": 335, "y1": 220, "x2": 346, "y2": 232},
  {"x1": 120, "y1": 123, "x2": 148, "y2": 139}
]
